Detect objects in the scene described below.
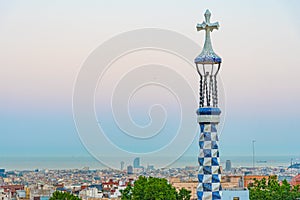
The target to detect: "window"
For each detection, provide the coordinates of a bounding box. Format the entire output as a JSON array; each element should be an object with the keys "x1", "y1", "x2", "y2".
[{"x1": 233, "y1": 197, "x2": 240, "y2": 200}]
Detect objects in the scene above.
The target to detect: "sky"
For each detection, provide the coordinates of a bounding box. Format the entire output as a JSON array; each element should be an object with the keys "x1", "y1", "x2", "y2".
[{"x1": 0, "y1": 0, "x2": 300, "y2": 168}]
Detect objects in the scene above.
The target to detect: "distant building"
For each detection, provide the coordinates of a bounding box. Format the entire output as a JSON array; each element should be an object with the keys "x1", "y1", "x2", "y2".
[
  {"x1": 0, "y1": 169, "x2": 6, "y2": 177},
  {"x1": 243, "y1": 175, "x2": 270, "y2": 188},
  {"x1": 30, "y1": 188, "x2": 53, "y2": 200},
  {"x1": 0, "y1": 188, "x2": 10, "y2": 200},
  {"x1": 171, "y1": 181, "x2": 198, "y2": 200},
  {"x1": 133, "y1": 157, "x2": 141, "y2": 168},
  {"x1": 222, "y1": 188, "x2": 249, "y2": 200},
  {"x1": 120, "y1": 161, "x2": 125, "y2": 171},
  {"x1": 0, "y1": 185, "x2": 24, "y2": 197},
  {"x1": 278, "y1": 175, "x2": 293, "y2": 182},
  {"x1": 79, "y1": 187, "x2": 103, "y2": 200},
  {"x1": 288, "y1": 163, "x2": 300, "y2": 169},
  {"x1": 225, "y1": 160, "x2": 232, "y2": 172},
  {"x1": 16, "y1": 190, "x2": 26, "y2": 200},
  {"x1": 133, "y1": 168, "x2": 143, "y2": 174},
  {"x1": 222, "y1": 175, "x2": 244, "y2": 189},
  {"x1": 290, "y1": 174, "x2": 300, "y2": 186},
  {"x1": 127, "y1": 166, "x2": 133, "y2": 174},
  {"x1": 89, "y1": 184, "x2": 103, "y2": 192},
  {"x1": 147, "y1": 165, "x2": 155, "y2": 171}
]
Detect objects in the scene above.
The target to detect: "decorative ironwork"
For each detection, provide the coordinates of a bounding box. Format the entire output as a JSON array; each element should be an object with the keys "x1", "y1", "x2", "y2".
[{"x1": 195, "y1": 9, "x2": 221, "y2": 108}]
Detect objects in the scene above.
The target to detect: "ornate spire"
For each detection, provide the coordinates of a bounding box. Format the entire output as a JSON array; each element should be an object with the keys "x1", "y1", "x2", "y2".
[{"x1": 195, "y1": 9, "x2": 221, "y2": 64}]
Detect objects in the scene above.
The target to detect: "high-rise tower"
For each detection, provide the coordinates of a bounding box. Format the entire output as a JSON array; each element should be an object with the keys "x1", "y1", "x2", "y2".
[
  {"x1": 133, "y1": 157, "x2": 141, "y2": 168},
  {"x1": 195, "y1": 10, "x2": 222, "y2": 200}
]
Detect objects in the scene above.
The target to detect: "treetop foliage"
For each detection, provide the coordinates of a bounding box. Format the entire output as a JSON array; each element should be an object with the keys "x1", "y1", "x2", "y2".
[
  {"x1": 50, "y1": 191, "x2": 81, "y2": 200},
  {"x1": 248, "y1": 175, "x2": 300, "y2": 200},
  {"x1": 121, "y1": 176, "x2": 191, "y2": 200}
]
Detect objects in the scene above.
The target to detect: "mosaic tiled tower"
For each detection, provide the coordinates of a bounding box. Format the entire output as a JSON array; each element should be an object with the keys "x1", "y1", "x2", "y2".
[{"x1": 195, "y1": 10, "x2": 222, "y2": 200}]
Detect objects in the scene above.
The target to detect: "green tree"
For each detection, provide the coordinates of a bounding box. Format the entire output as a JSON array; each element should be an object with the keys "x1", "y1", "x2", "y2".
[
  {"x1": 121, "y1": 176, "x2": 191, "y2": 200},
  {"x1": 120, "y1": 183, "x2": 132, "y2": 200},
  {"x1": 50, "y1": 191, "x2": 81, "y2": 200},
  {"x1": 248, "y1": 175, "x2": 300, "y2": 200},
  {"x1": 177, "y1": 188, "x2": 191, "y2": 200}
]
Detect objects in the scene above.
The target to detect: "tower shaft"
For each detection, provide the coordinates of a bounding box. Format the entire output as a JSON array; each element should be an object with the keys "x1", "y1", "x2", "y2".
[{"x1": 197, "y1": 108, "x2": 222, "y2": 200}]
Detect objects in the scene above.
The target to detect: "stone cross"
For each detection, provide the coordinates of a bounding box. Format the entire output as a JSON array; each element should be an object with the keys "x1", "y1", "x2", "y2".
[{"x1": 195, "y1": 9, "x2": 220, "y2": 64}]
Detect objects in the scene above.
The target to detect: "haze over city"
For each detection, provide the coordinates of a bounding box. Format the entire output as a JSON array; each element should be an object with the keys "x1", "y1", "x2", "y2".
[{"x1": 1, "y1": 0, "x2": 300, "y2": 168}]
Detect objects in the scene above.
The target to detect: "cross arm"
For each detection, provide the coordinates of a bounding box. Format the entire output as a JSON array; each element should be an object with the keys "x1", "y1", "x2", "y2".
[
  {"x1": 196, "y1": 21, "x2": 207, "y2": 31},
  {"x1": 196, "y1": 22, "x2": 220, "y2": 32}
]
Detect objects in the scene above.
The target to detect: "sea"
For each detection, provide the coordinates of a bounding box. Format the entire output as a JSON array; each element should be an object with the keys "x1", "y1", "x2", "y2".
[{"x1": 0, "y1": 155, "x2": 297, "y2": 171}]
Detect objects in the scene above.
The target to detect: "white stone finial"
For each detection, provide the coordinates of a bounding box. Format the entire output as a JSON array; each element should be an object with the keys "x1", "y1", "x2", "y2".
[{"x1": 204, "y1": 9, "x2": 211, "y2": 23}]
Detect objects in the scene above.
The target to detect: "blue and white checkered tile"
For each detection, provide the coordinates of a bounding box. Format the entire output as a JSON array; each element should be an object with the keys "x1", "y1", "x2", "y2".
[
  {"x1": 197, "y1": 191, "x2": 221, "y2": 200},
  {"x1": 211, "y1": 149, "x2": 219, "y2": 157},
  {"x1": 211, "y1": 132, "x2": 218, "y2": 141},
  {"x1": 212, "y1": 174, "x2": 221, "y2": 183},
  {"x1": 198, "y1": 166, "x2": 219, "y2": 174},
  {"x1": 198, "y1": 157, "x2": 210, "y2": 166},
  {"x1": 211, "y1": 166, "x2": 220, "y2": 174},
  {"x1": 199, "y1": 149, "x2": 211, "y2": 157},
  {"x1": 199, "y1": 141, "x2": 219, "y2": 149},
  {"x1": 203, "y1": 149, "x2": 212, "y2": 157},
  {"x1": 212, "y1": 183, "x2": 221, "y2": 191},
  {"x1": 197, "y1": 190, "x2": 222, "y2": 200},
  {"x1": 211, "y1": 141, "x2": 219, "y2": 149},
  {"x1": 211, "y1": 157, "x2": 220, "y2": 166},
  {"x1": 198, "y1": 183, "x2": 221, "y2": 192},
  {"x1": 198, "y1": 122, "x2": 221, "y2": 200},
  {"x1": 212, "y1": 191, "x2": 222, "y2": 200},
  {"x1": 198, "y1": 157, "x2": 220, "y2": 166},
  {"x1": 198, "y1": 174, "x2": 214, "y2": 183},
  {"x1": 197, "y1": 191, "x2": 222, "y2": 200}
]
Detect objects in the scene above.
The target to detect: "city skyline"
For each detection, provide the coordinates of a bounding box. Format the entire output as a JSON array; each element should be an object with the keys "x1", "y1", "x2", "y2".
[{"x1": 1, "y1": 0, "x2": 300, "y2": 169}]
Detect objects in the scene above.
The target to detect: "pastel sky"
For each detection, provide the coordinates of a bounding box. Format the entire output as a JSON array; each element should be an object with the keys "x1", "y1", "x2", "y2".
[{"x1": 1, "y1": 0, "x2": 300, "y2": 166}]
